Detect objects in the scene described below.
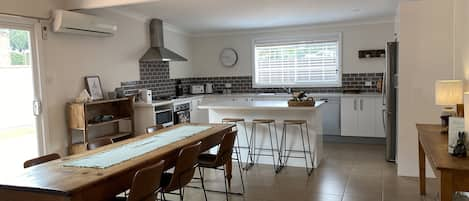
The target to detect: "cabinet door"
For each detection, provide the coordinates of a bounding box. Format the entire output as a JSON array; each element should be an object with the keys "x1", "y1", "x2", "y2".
[
  {"x1": 357, "y1": 97, "x2": 376, "y2": 137},
  {"x1": 191, "y1": 98, "x2": 208, "y2": 123},
  {"x1": 374, "y1": 97, "x2": 386, "y2": 138},
  {"x1": 340, "y1": 97, "x2": 359, "y2": 136}
]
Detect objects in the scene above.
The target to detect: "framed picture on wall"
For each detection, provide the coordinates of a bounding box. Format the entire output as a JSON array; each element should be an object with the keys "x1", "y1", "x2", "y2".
[{"x1": 85, "y1": 76, "x2": 104, "y2": 101}]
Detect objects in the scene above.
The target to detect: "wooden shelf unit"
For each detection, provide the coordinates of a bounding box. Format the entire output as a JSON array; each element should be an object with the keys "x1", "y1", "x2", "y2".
[{"x1": 67, "y1": 97, "x2": 135, "y2": 154}]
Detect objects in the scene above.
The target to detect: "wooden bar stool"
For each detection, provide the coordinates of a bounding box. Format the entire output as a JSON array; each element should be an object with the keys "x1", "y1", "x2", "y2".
[
  {"x1": 278, "y1": 120, "x2": 314, "y2": 175},
  {"x1": 245, "y1": 119, "x2": 281, "y2": 173}
]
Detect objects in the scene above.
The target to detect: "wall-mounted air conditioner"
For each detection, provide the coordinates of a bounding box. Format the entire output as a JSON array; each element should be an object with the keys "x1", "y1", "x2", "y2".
[{"x1": 52, "y1": 10, "x2": 117, "y2": 37}]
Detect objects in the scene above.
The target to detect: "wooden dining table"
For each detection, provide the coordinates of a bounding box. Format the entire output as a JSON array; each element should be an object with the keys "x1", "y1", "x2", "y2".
[{"x1": 0, "y1": 123, "x2": 235, "y2": 201}]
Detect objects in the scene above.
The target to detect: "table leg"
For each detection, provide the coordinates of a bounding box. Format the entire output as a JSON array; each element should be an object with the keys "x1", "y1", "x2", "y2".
[
  {"x1": 226, "y1": 159, "x2": 232, "y2": 188},
  {"x1": 440, "y1": 170, "x2": 453, "y2": 201},
  {"x1": 419, "y1": 140, "x2": 426, "y2": 195}
]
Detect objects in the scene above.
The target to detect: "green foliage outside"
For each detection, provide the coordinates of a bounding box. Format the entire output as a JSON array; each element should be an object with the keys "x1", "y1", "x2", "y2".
[
  {"x1": 9, "y1": 30, "x2": 29, "y2": 52},
  {"x1": 10, "y1": 52, "x2": 26, "y2": 65}
]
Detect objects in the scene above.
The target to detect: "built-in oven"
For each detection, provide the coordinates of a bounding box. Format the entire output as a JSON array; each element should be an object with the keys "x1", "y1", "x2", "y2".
[
  {"x1": 173, "y1": 101, "x2": 191, "y2": 124},
  {"x1": 155, "y1": 107, "x2": 174, "y2": 127}
]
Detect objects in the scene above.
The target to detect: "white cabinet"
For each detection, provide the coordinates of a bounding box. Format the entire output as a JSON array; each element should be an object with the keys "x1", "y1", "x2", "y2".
[
  {"x1": 375, "y1": 99, "x2": 386, "y2": 138},
  {"x1": 191, "y1": 97, "x2": 208, "y2": 123},
  {"x1": 341, "y1": 96, "x2": 384, "y2": 138},
  {"x1": 340, "y1": 97, "x2": 359, "y2": 136}
]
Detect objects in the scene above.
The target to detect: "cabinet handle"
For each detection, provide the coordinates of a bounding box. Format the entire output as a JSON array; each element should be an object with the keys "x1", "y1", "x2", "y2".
[
  {"x1": 353, "y1": 99, "x2": 357, "y2": 111},
  {"x1": 360, "y1": 99, "x2": 363, "y2": 111}
]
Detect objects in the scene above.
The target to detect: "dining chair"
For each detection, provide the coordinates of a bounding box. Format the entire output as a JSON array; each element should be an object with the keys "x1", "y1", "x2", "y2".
[
  {"x1": 114, "y1": 160, "x2": 165, "y2": 201},
  {"x1": 146, "y1": 125, "x2": 164, "y2": 134},
  {"x1": 197, "y1": 130, "x2": 242, "y2": 201},
  {"x1": 159, "y1": 142, "x2": 207, "y2": 201},
  {"x1": 87, "y1": 138, "x2": 113, "y2": 150},
  {"x1": 24, "y1": 153, "x2": 61, "y2": 168}
]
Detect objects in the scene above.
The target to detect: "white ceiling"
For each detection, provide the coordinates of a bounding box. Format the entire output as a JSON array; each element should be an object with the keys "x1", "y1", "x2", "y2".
[{"x1": 114, "y1": 0, "x2": 398, "y2": 34}]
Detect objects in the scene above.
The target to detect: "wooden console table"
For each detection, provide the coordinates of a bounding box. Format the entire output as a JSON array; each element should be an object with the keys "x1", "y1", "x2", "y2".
[{"x1": 417, "y1": 124, "x2": 469, "y2": 201}]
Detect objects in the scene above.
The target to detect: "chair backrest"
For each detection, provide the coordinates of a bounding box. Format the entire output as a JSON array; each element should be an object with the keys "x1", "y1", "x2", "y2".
[
  {"x1": 146, "y1": 125, "x2": 164, "y2": 134},
  {"x1": 214, "y1": 131, "x2": 237, "y2": 167},
  {"x1": 24, "y1": 153, "x2": 60, "y2": 168},
  {"x1": 164, "y1": 142, "x2": 202, "y2": 192},
  {"x1": 127, "y1": 160, "x2": 165, "y2": 201},
  {"x1": 87, "y1": 138, "x2": 113, "y2": 150}
]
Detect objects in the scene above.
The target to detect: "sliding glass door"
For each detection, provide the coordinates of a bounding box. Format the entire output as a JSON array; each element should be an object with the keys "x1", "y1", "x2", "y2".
[{"x1": 0, "y1": 20, "x2": 44, "y2": 175}]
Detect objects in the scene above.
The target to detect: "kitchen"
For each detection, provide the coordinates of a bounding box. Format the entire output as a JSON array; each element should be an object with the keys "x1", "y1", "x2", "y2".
[{"x1": 0, "y1": 0, "x2": 467, "y2": 201}]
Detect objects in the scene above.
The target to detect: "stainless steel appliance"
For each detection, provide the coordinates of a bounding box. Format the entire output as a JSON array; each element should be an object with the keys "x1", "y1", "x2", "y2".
[
  {"x1": 190, "y1": 85, "x2": 205, "y2": 94},
  {"x1": 383, "y1": 42, "x2": 398, "y2": 162},
  {"x1": 174, "y1": 102, "x2": 191, "y2": 124},
  {"x1": 318, "y1": 97, "x2": 341, "y2": 136},
  {"x1": 140, "y1": 19, "x2": 187, "y2": 62},
  {"x1": 155, "y1": 107, "x2": 174, "y2": 127},
  {"x1": 205, "y1": 83, "x2": 213, "y2": 94}
]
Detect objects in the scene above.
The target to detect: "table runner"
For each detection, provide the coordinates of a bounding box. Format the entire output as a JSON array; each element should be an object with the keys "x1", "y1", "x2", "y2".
[{"x1": 63, "y1": 125, "x2": 212, "y2": 169}]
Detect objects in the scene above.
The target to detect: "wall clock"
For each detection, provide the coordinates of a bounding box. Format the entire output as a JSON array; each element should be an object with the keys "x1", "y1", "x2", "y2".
[{"x1": 219, "y1": 48, "x2": 238, "y2": 67}]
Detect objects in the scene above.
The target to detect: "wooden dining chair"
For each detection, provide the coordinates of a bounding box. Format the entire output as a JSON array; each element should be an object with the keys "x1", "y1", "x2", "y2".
[
  {"x1": 197, "y1": 131, "x2": 242, "y2": 201},
  {"x1": 114, "y1": 160, "x2": 165, "y2": 201},
  {"x1": 87, "y1": 138, "x2": 113, "y2": 150},
  {"x1": 159, "y1": 142, "x2": 206, "y2": 201},
  {"x1": 146, "y1": 124, "x2": 164, "y2": 134},
  {"x1": 24, "y1": 153, "x2": 60, "y2": 168}
]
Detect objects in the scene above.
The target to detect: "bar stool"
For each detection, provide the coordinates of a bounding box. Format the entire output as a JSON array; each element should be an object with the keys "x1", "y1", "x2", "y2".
[
  {"x1": 222, "y1": 118, "x2": 252, "y2": 164},
  {"x1": 245, "y1": 119, "x2": 281, "y2": 173},
  {"x1": 278, "y1": 120, "x2": 314, "y2": 175}
]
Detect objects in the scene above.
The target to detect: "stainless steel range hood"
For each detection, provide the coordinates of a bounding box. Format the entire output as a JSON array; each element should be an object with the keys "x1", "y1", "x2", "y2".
[{"x1": 140, "y1": 19, "x2": 187, "y2": 62}]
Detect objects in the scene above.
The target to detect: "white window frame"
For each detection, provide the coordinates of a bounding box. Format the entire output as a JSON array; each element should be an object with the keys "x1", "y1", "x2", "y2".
[
  {"x1": 251, "y1": 32, "x2": 342, "y2": 88},
  {"x1": 0, "y1": 14, "x2": 49, "y2": 156}
]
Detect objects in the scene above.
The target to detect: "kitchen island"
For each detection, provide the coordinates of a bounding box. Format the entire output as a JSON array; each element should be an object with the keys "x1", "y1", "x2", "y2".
[{"x1": 199, "y1": 99, "x2": 325, "y2": 168}]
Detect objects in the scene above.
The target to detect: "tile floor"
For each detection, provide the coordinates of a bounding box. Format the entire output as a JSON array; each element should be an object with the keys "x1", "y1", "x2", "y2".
[{"x1": 175, "y1": 143, "x2": 442, "y2": 201}]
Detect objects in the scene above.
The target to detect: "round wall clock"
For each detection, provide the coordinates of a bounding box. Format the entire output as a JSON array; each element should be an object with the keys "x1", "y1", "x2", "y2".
[{"x1": 219, "y1": 48, "x2": 238, "y2": 67}]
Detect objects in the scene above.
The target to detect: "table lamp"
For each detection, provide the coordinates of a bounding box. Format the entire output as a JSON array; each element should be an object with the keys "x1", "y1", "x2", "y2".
[{"x1": 435, "y1": 80, "x2": 463, "y2": 133}]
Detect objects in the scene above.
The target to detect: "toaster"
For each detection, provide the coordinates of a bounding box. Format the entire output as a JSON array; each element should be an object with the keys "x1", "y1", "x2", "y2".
[{"x1": 190, "y1": 85, "x2": 205, "y2": 94}]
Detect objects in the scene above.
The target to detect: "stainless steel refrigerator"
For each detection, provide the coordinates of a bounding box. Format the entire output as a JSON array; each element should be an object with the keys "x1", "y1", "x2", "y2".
[{"x1": 383, "y1": 42, "x2": 398, "y2": 162}]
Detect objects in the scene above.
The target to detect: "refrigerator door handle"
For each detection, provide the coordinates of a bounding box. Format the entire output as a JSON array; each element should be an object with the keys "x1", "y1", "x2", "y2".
[{"x1": 382, "y1": 109, "x2": 387, "y2": 132}]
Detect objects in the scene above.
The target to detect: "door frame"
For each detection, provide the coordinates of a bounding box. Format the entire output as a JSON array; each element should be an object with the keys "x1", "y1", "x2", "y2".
[{"x1": 0, "y1": 14, "x2": 50, "y2": 156}]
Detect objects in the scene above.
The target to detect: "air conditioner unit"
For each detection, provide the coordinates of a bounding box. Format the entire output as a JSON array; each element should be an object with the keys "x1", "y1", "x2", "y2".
[{"x1": 52, "y1": 10, "x2": 117, "y2": 37}]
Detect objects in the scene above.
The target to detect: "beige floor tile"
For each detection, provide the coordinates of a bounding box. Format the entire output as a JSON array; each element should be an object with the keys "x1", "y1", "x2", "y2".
[{"x1": 179, "y1": 143, "x2": 435, "y2": 201}]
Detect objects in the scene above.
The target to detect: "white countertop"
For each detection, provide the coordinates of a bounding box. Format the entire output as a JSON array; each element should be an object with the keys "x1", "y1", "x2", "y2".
[
  {"x1": 135, "y1": 95, "x2": 204, "y2": 107},
  {"x1": 198, "y1": 100, "x2": 325, "y2": 111},
  {"x1": 204, "y1": 92, "x2": 382, "y2": 98},
  {"x1": 134, "y1": 92, "x2": 381, "y2": 107}
]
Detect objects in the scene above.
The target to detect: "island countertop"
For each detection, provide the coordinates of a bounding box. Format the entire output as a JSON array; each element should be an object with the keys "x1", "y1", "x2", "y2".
[{"x1": 198, "y1": 100, "x2": 325, "y2": 111}]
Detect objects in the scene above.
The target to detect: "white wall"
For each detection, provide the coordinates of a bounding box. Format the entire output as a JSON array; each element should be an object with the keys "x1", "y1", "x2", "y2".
[
  {"x1": 191, "y1": 22, "x2": 395, "y2": 77},
  {"x1": 0, "y1": 0, "x2": 64, "y2": 19},
  {"x1": 397, "y1": 0, "x2": 462, "y2": 177},
  {"x1": 42, "y1": 9, "x2": 191, "y2": 155},
  {"x1": 456, "y1": 0, "x2": 469, "y2": 87}
]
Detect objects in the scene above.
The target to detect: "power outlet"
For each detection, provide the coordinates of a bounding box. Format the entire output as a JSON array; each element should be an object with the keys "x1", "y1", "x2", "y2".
[{"x1": 365, "y1": 81, "x2": 372, "y2": 87}]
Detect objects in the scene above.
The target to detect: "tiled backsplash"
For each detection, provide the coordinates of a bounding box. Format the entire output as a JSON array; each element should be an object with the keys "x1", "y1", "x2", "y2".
[{"x1": 122, "y1": 61, "x2": 383, "y2": 98}]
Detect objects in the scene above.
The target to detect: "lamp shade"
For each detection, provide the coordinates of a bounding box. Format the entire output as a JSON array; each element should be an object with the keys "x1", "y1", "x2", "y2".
[{"x1": 435, "y1": 80, "x2": 463, "y2": 105}]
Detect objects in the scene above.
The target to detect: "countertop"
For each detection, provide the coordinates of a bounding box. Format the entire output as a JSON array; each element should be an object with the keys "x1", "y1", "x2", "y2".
[
  {"x1": 198, "y1": 100, "x2": 325, "y2": 111},
  {"x1": 203, "y1": 92, "x2": 382, "y2": 98},
  {"x1": 134, "y1": 92, "x2": 381, "y2": 107}
]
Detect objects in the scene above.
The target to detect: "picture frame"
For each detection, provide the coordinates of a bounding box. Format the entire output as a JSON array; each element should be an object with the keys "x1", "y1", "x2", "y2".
[{"x1": 84, "y1": 76, "x2": 104, "y2": 101}]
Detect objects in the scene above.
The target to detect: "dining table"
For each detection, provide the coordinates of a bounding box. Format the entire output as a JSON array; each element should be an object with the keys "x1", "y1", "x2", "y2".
[{"x1": 0, "y1": 123, "x2": 235, "y2": 201}]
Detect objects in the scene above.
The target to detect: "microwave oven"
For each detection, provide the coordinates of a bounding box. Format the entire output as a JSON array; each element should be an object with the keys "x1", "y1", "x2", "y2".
[{"x1": 155, "y1": 108, "x2": 173, "y2": 127}]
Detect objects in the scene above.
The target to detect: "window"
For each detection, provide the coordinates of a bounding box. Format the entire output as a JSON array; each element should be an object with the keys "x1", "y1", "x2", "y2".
[{"x1": 253, "y1": 34, "x2": 342, "y2": 88}]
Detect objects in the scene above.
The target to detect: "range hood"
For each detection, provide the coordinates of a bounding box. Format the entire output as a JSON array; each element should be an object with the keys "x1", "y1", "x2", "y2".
[{"x1": 140, "y1": 19, "x2": 187, "y2": 62}]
